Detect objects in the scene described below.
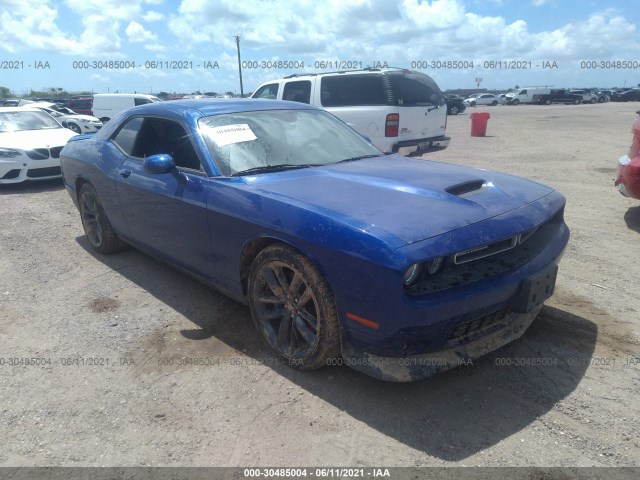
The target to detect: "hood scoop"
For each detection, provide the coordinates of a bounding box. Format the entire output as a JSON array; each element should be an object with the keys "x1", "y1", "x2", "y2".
[{"x1": 446, "y1": 179, "x2": 486, "y2": 196}]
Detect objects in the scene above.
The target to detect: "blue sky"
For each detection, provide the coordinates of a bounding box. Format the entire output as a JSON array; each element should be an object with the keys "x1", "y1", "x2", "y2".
[{"x1": 1, "y1": 0, "x2": 639, "y2": 96}]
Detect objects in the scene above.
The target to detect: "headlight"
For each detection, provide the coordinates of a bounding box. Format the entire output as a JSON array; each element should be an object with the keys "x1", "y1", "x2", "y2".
[
  {"x1": 403, "y1": 257, "x2": 444, "y2": 287},
  {"x1": 0, "y1": 148, "x2": 21, "y2": 158},
  {"x1": 403, "y1": 263, "x2": 422, "y2": 287}
]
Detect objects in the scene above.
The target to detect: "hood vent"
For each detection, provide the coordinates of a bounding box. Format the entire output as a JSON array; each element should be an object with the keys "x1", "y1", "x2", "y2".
[{"x1": 446, "y1": 180, "x2": 485, "y2": 196}]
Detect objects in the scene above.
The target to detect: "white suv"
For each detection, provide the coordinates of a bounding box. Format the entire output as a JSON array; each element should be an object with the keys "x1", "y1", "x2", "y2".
[{"x1": 251, "y1": 68, "x2": 450, "y2": 155}]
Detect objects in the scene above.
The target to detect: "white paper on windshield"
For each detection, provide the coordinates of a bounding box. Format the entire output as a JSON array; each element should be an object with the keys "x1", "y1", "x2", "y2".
[{"x1": 207, "y1": 124, "x2": 257, "y2": 146}]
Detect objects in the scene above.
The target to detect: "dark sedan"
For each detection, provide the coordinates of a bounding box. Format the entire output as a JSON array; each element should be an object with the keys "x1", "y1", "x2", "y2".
[
  {"x1": 444, "y1": 94, "x2": 467, "y2": 115},
  {"x1": 60, "y1": 99, "x2": 569, "y2": 381}
]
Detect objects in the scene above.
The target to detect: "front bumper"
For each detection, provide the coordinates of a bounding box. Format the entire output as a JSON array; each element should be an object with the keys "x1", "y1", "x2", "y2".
[
  {"x1": 342, "y1": 306, "x2": 540, "y2": 382},
  {"x1": 0, "y1": 156, "x2": 62, "y2": 184}
]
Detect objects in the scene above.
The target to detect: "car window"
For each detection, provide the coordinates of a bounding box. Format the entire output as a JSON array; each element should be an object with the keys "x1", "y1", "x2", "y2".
[
  {"x1": 386, "y1": 72, "x2": 443, "y2": 106},
  {"x1": 282, "y1": 81, "x2": 311, "y2": 104},
  {"x1": 111, "y1": 117, "x2": 143, "y2": 155},
  {"x1": 320, "y1": 75, "x2": 386, "y2": 107},
  {"x1": 134, "y1": 98, "x2": 152, "y2": 106},
  {"x1": 253, "y1": 84, "x2": 279, "y2": 99},
  {"x1": 0, "y1": 110, "x2": 61, "y2": 132},
  {"x1": 123, "y1": 118, "x2": 203, "y2": 171}
]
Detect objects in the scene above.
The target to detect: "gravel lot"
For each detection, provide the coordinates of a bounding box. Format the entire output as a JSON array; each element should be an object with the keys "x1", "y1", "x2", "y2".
[{"x1": 0, "y1": 102, "x2": 639, "y2": 469}]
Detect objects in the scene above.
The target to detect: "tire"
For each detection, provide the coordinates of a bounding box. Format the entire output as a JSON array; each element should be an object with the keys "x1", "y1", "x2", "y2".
[
  {"x1": 544, "y1": 98, "x2": 551, "y2": 105},
  {"x1": 99, "y1": 117, "x2": 110, "y2": 123},
  {"x1": 590, "y1": 98, "x2": 597, "y2": 104},
  {"x1": 512, "y1": 99, "x2": 520, "y2": 105},
  {"x1": 248, "y1": 244, "x2": 341, "y2": 370},
  {"x1": 67, "y1": 123, "x2": 82, "y2": 134},
  {"x1": 573, "y1": 98, "x2": 580, "y2": 105},
  {"x1": 449, "y1": 105, "x2": 460, "y2": 115},
  {"x1": 78, "y1": 183, "x2": 126, "y2": 254},
  {"x1": 491, "y1": 100, "x2": 498, "y2": 106}
]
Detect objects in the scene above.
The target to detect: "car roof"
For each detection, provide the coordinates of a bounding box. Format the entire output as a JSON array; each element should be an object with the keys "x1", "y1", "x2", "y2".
[{"x1": 129, "y1": 98, "x2": 319, "y2": 117}]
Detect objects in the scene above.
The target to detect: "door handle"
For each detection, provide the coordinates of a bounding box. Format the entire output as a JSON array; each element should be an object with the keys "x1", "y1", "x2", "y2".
[{"x1": 120, "y1": 169, "x2": 131, "y2": 178}]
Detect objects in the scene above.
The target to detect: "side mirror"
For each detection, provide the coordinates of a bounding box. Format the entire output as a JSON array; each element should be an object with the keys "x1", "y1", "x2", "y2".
[{"x1": 144, "y1": 153, "x2": 175, "y2": 174}]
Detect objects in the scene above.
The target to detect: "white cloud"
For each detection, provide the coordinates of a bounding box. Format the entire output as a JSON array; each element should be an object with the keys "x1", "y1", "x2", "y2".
[
  {"x1": 125, "y1": 21, "x2": 159, "y2": 43},
  {"x1": 143, "y1": 10, "x2": 164, "y2": 22}
]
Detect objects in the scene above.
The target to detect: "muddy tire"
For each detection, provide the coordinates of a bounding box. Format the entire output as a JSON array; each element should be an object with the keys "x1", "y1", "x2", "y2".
[
  {"x1": 78, "y1": 183, "x2": 126, "y2": 254},
  {"x1": 248, "y1": 244, "x2": 341, "y2": 370}
]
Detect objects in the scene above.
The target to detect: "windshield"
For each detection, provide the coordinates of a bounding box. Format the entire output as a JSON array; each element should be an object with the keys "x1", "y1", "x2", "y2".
[
  {"x1": 198, "y1": 109, "x2": 382, "y2": 176},
  {"x1": 0, "y1": 110, "x2": 62, "y2": 132}
]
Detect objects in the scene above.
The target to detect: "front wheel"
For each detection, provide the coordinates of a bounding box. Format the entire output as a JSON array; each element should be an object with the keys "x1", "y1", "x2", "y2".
[
  {"x1": 574, "y1": 99, "x2": 580, "y2": 105},
  {"x1": 449, "y1": 105, "x2": 460, "y2": 115},
  {"x1": 78, "y1": 183, "x2": 126, "y2": 254},
  {"x1": 590, "y1": 98, "x2": 597, "y2": 104},
  {"x1": 491, "y1": 100, "x2": 498, "y2": 106},
  {"x1": 512, "y1": 99, "x2": 520, "y2": 105},
  {"x1": 248, "y1": 244, "x2": 341, "y2": 370},
  {"x1": 67, "y1": 123, "x2": 82, "y2": 134}
]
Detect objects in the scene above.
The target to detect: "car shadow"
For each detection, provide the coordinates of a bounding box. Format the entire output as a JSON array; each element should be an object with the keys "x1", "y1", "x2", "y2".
[
  {"x1": 624, "y1": 205, "x2": 640, "y2": 233},
  {"x1": 0, "y1": 178, "x2": 65, "y2": 195},
  {"x1": 77, "y1": 237, "x2": 597, "y2": 461}
]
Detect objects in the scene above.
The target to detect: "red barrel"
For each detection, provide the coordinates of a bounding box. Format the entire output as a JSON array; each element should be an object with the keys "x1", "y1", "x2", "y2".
[{"x1": 470, "y1": 112, "x2": 490, "y2": 137}]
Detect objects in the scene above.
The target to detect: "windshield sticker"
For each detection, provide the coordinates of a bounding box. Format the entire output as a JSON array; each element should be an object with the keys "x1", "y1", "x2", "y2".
[{"x1": 206, "y1": 124, "x2": 257, "y2": 146}]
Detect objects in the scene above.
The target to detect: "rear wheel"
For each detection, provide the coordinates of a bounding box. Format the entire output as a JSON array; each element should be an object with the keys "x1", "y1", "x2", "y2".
[
  {"x1": 573, "y1": 98, "x2": 580, "y2": 105},
  {"x1": 590, "y1": 98, "x2": 597, "y2": 104},
  {"x1": 248, "y1": 244, "x2": 341, "y2": 370},
  {"x1": 78, "y1": 183, "x2": 126, "y2": 254},
  {"x1": 491, "y1": 100, "x2": 498, "y2": 106}
]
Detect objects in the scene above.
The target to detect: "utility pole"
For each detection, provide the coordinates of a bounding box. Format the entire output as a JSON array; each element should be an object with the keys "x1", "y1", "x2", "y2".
[{"x1": 235, "y1": 35, "x2": 244, "y2": 97}]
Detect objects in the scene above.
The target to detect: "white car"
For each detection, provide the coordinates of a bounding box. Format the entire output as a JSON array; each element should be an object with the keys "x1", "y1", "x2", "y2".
[
  {"x1": 21, "y1": 102, "x2": 102, "y2": 134},
  {"x1": 0, "y1": 108, "x2": 78, "y2": 184},
  {"x1": 464, "y1": 93, "x2": 500, "y2": 106},
  {"x1": 251, "y1": 68, "x2": 450, "y2": 155}
]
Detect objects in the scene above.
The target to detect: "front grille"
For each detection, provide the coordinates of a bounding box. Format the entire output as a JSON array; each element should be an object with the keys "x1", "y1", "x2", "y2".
[
  {"x1": 26, "y1": 149, "x2": 49, "y2": 160},
  {"x1": 27, "y1": 166, "x2": 61, "y2": 178},
  {"x1": 406, "y1": 212, "x2": 564, "y2": 296},
  {"x1": 446, "y1": 308, "x2": 509, "y2": 346},
  {"x1": 50, "y1": 146, "x2": 63, "y2": 158},
  {"x1": 2, "y1": 169, "x2": 21, "y2": 180}
]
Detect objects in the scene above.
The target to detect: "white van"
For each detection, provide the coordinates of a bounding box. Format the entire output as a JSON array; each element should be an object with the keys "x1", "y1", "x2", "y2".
[
  {"x1": 92, "y1": 93, "x2": 162, "y2": 122},
  {"x1": 251, "y1": 68, "x2": 449, "y2": 155},
  {"x1": 505, "y1": 88, "x2": 551, "y2": 105}
]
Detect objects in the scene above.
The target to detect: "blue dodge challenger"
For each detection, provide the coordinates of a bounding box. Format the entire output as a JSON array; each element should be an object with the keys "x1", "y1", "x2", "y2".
[{"x1": 60, "y1": 99, "x2": 569, "y2": 381}]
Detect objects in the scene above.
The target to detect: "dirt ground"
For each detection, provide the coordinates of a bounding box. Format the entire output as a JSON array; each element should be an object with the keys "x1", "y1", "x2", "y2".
[{"x1": 0, "y1": 102, "x2": 639, "y2": 469}]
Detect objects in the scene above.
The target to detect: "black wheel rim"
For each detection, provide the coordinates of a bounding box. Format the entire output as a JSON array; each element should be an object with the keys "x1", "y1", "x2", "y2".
[
  {"x1": 80, "y1": 192, "x2": 103, "y2": 247},
  {"x1": 253, "y1": 261, "x2": 319, "y2": 358}
]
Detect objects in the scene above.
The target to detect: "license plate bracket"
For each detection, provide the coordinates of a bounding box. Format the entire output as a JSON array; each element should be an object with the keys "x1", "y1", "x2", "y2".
[{"x1": 513, "y1": 265, "x2": 558, "y2": 313}]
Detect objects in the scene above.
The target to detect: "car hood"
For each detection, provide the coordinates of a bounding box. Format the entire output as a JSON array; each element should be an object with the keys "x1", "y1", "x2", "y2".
[
  {"x1": 245, "y1": 155, "x2": 554, "y2": 247},
  {"x1": 0, "y1": 128, "x2": 77, "y2": 149}
]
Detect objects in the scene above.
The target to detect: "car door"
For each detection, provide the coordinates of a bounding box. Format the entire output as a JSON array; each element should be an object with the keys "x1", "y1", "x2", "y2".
[{"x1": 111, "y1": 116, "x2": 214, "y2": 279}]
